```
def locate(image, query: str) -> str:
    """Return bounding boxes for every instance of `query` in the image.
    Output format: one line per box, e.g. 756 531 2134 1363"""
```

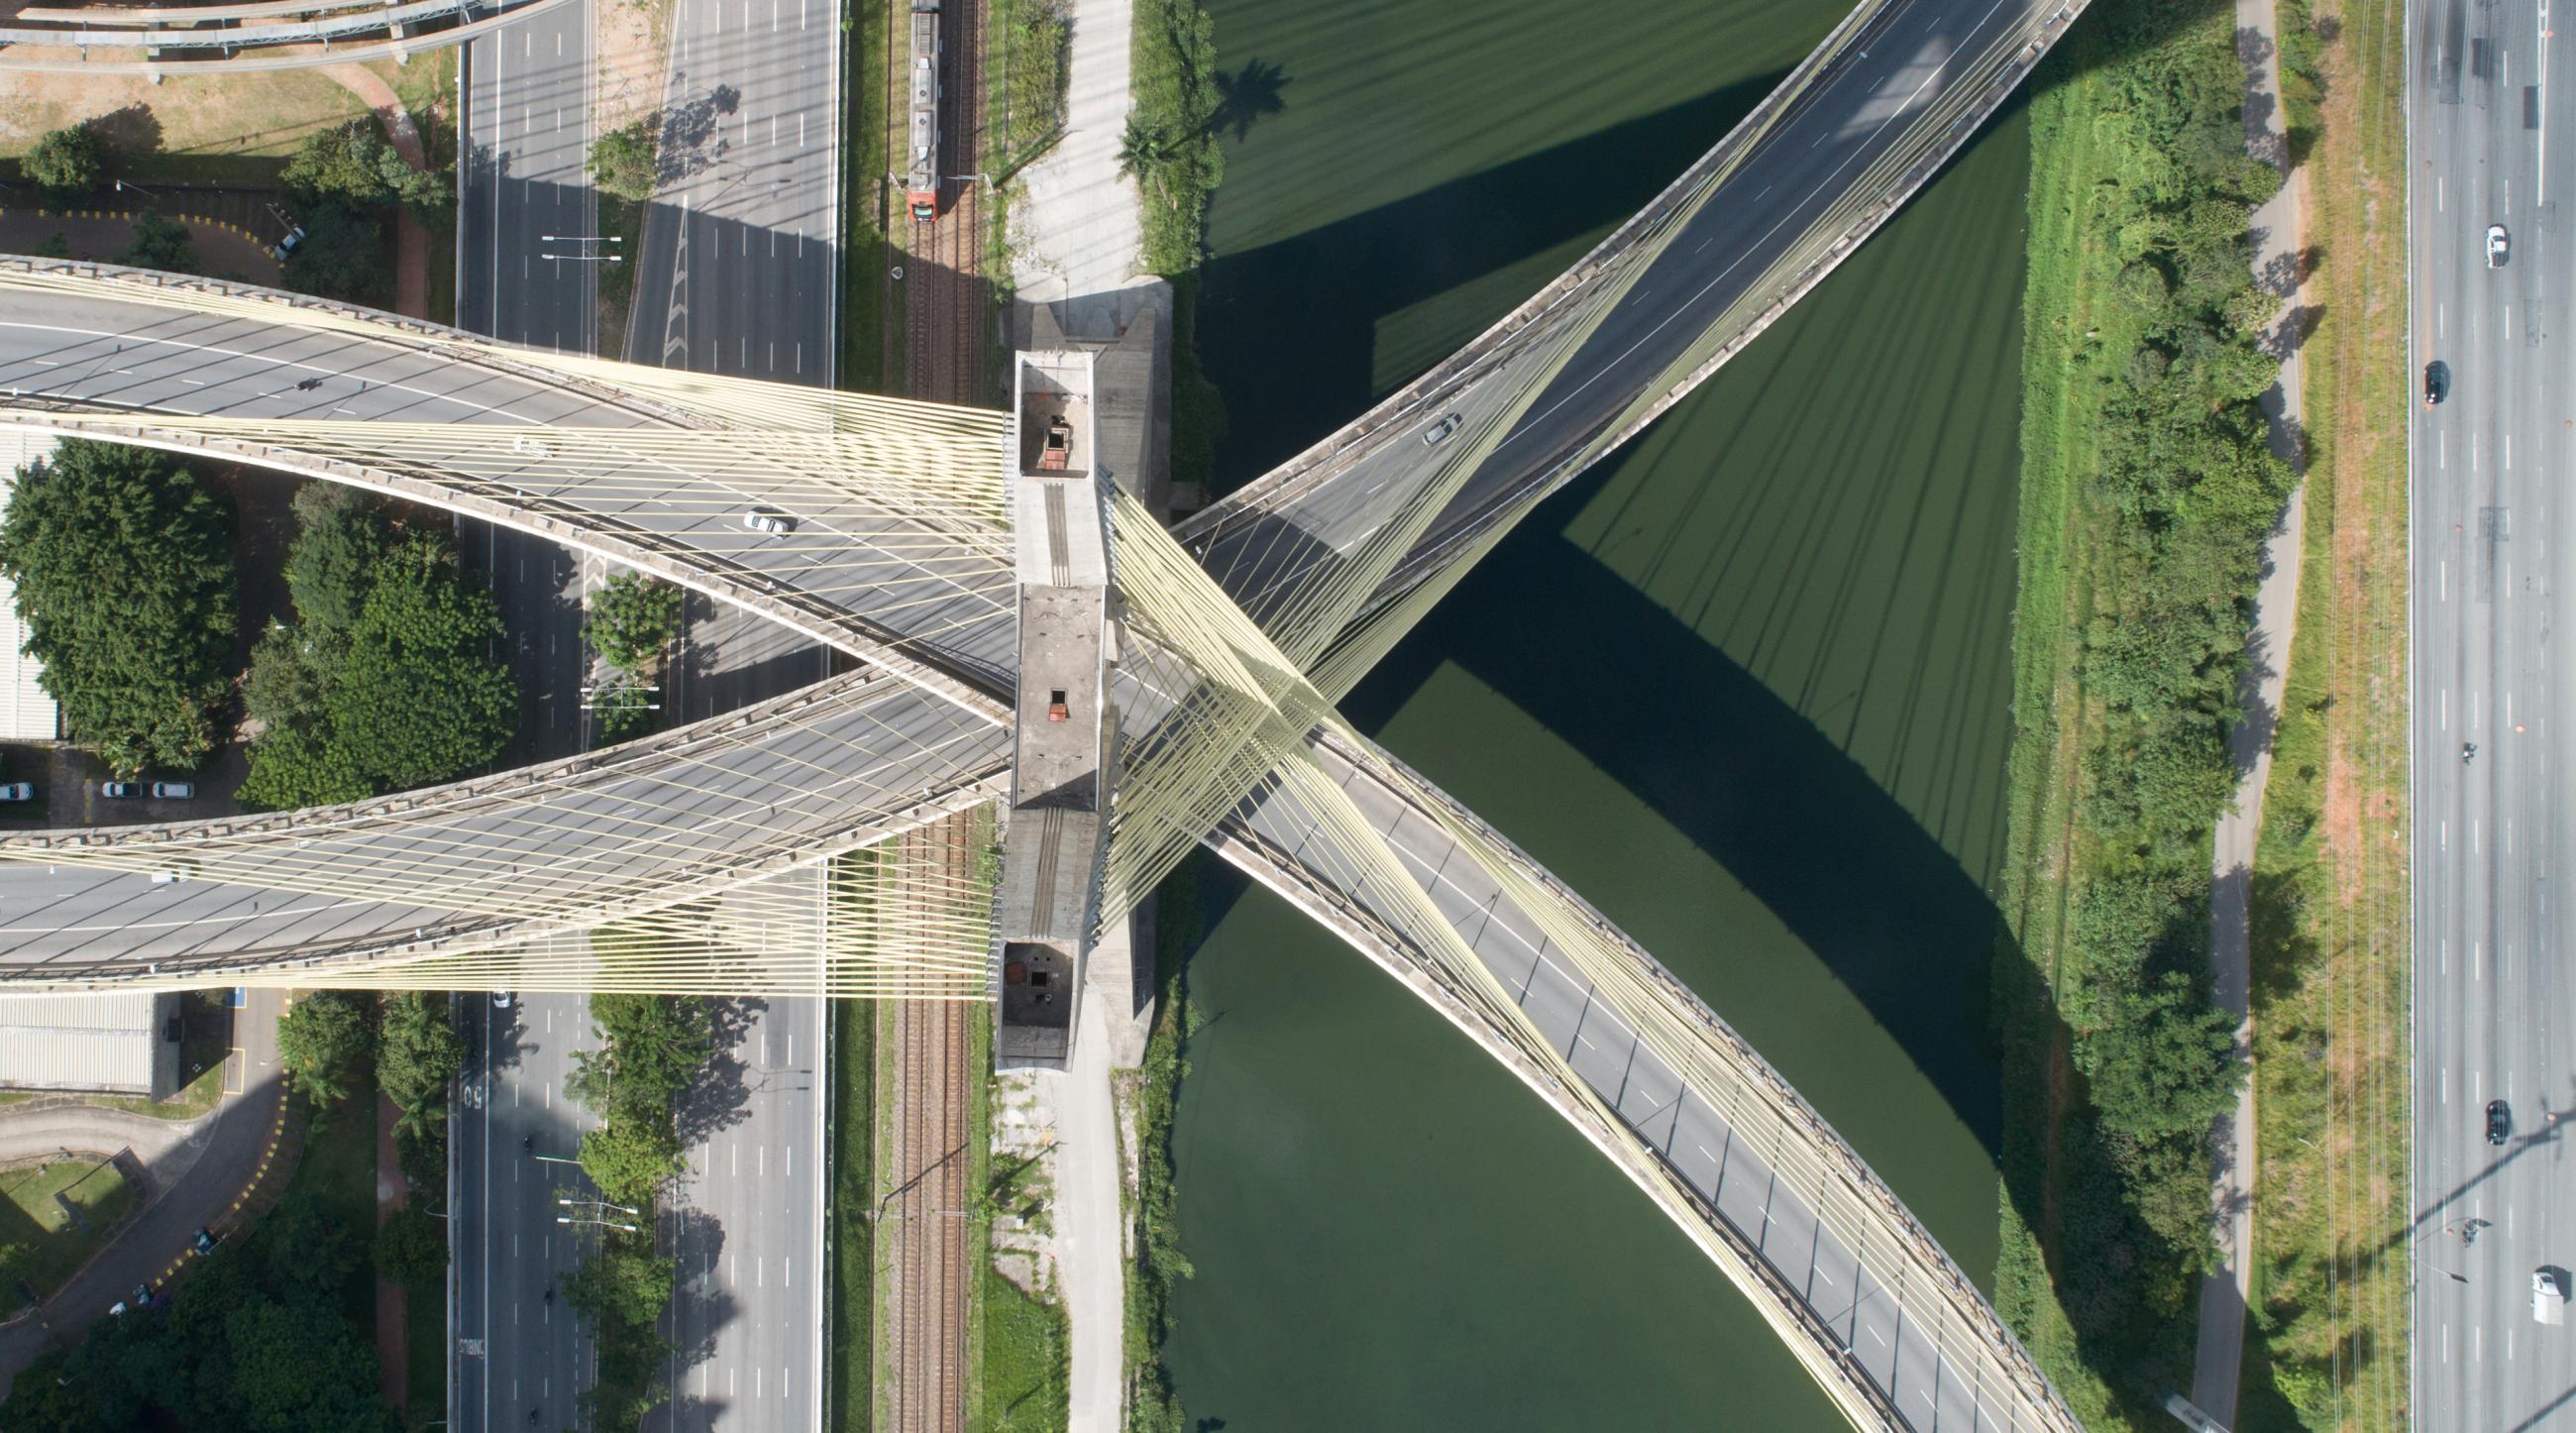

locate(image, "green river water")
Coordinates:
1160 0 2037 1424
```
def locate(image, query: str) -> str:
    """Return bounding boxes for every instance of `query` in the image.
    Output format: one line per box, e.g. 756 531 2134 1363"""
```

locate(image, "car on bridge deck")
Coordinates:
2490 1098 2515 1146
2424 360 2449 407
2488 223 2511 268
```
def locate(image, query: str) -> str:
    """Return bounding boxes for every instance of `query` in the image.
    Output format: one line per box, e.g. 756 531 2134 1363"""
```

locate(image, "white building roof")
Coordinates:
0 992 174 1096
0 431 60 742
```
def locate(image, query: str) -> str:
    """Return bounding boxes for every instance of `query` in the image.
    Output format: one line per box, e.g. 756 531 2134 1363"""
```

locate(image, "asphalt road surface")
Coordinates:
622 0 839 382
2410 0 2576 1424
462 0 603 354
457 991 608 1433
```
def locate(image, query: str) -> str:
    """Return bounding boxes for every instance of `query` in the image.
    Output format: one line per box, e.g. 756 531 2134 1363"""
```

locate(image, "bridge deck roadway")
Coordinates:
1183 0 2075 652
0 274 1018 691
1221 729 2068 1433
0 672 1006 982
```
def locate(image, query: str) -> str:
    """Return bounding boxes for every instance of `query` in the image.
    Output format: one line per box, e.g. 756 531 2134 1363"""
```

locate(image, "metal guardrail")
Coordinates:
0 0 577 72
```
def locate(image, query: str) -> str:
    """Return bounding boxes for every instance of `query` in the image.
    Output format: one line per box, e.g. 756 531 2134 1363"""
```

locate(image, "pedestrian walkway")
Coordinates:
1010 0 1144 330
0 989 290 1400
2190 4 2315 1424
323 63 432 319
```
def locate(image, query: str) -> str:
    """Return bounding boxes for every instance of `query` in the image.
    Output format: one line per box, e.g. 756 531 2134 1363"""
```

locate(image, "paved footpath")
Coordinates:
2191 2 2315 1422
1010 0 1143 326
0 989 289 1399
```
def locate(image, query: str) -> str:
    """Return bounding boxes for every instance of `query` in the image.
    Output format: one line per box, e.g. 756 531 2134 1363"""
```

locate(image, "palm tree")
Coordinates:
1117 117 1170 183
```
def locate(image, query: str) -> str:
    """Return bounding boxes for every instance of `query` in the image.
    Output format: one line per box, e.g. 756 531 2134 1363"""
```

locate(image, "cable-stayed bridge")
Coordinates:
0 0 2099 1417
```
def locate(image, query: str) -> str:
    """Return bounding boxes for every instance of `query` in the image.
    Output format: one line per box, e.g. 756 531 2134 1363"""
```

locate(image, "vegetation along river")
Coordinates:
1158 0 2038 1423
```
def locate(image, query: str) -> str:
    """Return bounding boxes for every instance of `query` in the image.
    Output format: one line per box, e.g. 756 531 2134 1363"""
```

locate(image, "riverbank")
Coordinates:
2236 0 2413 1421
1996 0 2299 1422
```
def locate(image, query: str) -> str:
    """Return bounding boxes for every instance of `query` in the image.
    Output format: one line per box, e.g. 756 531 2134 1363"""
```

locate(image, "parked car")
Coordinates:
0 783 31 801
268 225 306 263
2489 223 2512 268
150 781 193 800
2491 1098 2515 1146
2424 360 2450 407
99 781 140 799
743 506 796 535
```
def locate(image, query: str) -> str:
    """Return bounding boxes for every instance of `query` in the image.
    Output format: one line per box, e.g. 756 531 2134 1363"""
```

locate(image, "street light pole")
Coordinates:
557 1214 642 1233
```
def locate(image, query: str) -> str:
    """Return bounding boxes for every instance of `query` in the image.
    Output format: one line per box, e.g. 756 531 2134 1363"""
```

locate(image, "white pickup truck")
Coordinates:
2536 1268 2566 1325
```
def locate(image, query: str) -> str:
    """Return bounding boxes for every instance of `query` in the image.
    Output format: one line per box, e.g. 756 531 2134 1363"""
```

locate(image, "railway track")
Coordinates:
875 0 991 1420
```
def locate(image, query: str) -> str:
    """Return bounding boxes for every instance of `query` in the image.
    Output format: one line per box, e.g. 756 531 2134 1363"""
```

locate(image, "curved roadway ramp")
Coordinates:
1175 0 2094 696
1212 726 2076 1433
0 671 1006 993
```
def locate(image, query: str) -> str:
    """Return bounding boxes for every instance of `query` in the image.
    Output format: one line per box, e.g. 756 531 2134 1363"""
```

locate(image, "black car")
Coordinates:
2490 1098 2514 1146
2425 360 2451 407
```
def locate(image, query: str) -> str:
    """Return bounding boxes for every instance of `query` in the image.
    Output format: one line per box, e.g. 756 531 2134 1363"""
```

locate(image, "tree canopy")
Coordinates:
372 1203 448 1293
0 441 236 775
277 200 391 307
587 120 661 203
330 534 516 791
274 991 371 1106
24 124 105 198
115 212 197 275
584 572 685 672
377 990 464 1119
280 119 453 224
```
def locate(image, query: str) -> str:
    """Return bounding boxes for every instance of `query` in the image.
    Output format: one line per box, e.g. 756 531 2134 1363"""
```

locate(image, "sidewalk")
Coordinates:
2190 5 2314 1424
0 989 292 1399
323 63 432 320
1011 0 1144 334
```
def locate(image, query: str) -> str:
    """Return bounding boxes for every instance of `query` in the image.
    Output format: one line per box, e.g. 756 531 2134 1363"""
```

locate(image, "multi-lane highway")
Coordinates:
2410 0 2576 1424
458 992 607 1433
623 0 838 382
612 0 840 1420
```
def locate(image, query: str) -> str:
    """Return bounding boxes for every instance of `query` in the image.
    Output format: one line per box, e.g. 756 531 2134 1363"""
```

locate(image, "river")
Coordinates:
1159 0 2035 1424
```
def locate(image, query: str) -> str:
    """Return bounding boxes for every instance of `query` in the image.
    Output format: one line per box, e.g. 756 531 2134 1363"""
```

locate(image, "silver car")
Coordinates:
2489 223 2512 268
743 506 797 536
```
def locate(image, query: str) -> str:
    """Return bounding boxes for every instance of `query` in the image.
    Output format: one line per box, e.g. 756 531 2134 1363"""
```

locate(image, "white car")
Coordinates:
492 991 513 1010
743 506 797 536
0 783 31 801
151 781 193 800
2489 223 2512 268
1421 413 1462 447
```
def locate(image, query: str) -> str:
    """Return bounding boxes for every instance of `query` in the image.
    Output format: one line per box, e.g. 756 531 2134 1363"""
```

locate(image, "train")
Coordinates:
906 0 942 222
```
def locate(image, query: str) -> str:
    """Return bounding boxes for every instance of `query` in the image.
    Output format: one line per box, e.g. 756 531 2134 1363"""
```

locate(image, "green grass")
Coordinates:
292 1066 381 1327
1126 855 1202 1433
404 1272 443 1431
837 0 892 391
827 995 877 1433
0 1158 137 1310
2234 0 2414 1424
971 1263 1069 1432
595 192 650 362
1128 0 1223 275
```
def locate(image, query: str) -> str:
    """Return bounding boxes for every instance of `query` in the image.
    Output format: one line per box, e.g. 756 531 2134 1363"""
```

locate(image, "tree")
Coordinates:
565 1236 676 1427
377 990 463 1117
24 124 105 199
237 718 373 812
274 991 371 1106
577 1121 685 1207
282 119 454 226
0 441 235 775
585 572 685 672
1114 116 1172 181
328 533 517 791
283 483 395 661
569 994 713 1121
2081 971 2245 1145
588 120 661 202
373 1204 448 1292
278 200 391 306
114 212 196 275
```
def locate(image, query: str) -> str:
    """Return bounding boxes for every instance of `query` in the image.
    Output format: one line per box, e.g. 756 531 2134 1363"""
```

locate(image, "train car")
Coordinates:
906 0 942 221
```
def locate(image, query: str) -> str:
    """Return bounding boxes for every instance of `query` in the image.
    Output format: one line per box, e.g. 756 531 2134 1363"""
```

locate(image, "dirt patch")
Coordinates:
596 0 675 133
0 62 387 167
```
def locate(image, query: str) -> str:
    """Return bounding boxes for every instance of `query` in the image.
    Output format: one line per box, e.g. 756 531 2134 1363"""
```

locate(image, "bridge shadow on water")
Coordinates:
1337 477 2010 1161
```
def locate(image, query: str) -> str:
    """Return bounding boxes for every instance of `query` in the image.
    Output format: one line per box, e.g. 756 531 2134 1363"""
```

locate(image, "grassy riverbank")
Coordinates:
2234 0 2413 1422
828 996 877 1431
1996 0 2295 1421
